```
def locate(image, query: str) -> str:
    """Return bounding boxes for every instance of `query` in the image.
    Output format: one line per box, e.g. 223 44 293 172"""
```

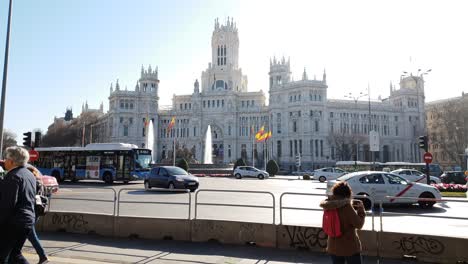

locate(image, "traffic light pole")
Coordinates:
0 0 13 158
425 162 430 185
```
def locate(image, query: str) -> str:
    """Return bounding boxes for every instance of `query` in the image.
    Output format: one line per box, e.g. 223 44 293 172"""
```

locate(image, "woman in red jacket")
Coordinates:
320 181 366 264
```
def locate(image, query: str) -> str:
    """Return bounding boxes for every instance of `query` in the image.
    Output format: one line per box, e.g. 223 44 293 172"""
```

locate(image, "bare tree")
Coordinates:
41 111 101 147
327 132 366 161
2 129 17 153
429 100 467 167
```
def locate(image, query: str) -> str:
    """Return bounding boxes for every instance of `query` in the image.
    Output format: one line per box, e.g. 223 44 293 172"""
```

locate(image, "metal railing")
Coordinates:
48 186 117 216
194 189 276 224
117 188 192 220
279 193 375 226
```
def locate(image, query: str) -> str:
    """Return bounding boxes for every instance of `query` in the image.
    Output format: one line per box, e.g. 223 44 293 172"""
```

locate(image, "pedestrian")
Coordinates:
26 166 49 264
320 181 366 264
0 146 37 264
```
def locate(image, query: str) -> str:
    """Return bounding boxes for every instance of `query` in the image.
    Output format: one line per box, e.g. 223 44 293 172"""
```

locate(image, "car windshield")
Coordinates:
135 152 152 169
166 167 189 175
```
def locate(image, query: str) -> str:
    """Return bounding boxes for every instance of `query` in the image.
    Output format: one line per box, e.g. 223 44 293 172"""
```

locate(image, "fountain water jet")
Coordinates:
203 125 213 164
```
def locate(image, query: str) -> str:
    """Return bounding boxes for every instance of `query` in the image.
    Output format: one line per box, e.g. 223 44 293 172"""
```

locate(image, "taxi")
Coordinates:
327 171 442 210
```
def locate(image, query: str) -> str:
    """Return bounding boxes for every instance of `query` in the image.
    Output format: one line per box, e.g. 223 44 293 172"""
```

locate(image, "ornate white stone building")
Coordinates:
93 18 427 170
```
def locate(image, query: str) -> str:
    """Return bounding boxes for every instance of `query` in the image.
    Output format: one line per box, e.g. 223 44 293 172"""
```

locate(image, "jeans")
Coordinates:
330 253 362 264
27 224 46 260
0 225 31 264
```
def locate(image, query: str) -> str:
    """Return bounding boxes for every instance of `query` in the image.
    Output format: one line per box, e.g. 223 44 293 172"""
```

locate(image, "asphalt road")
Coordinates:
48 176 468 238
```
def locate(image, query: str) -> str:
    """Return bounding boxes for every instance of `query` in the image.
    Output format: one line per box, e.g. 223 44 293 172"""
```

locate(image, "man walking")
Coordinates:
0 146 36 264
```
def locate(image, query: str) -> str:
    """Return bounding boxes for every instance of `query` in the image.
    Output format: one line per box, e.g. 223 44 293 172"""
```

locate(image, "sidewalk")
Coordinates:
23 232 424 264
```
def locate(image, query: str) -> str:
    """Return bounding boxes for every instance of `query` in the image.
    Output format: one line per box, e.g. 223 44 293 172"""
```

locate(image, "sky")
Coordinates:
0 0 467 142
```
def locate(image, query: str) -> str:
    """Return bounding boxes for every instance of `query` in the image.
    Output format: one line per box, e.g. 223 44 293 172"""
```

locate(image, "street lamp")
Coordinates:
344 91 368 162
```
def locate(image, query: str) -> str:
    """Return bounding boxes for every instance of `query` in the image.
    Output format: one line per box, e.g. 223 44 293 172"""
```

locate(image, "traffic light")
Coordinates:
418 135 428 152
34 131 42 148
23 132 32 147
295 154 301 168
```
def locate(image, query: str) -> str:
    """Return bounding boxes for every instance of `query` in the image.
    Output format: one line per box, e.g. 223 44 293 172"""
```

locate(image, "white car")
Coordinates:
313 167 347 182
391 169 441 184
326 171 442 210
233 166 269 180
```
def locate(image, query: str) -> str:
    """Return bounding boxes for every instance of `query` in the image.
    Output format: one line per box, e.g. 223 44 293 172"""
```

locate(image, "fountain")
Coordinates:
203 125 213 164
146 120 155 162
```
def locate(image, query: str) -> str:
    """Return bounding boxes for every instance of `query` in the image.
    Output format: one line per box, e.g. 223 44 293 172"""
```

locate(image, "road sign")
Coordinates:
423 152 433 164
29 149 39 162
369 130 380 152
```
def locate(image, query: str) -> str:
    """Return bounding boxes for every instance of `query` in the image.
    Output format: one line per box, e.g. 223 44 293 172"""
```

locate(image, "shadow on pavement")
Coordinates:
24 232 425 264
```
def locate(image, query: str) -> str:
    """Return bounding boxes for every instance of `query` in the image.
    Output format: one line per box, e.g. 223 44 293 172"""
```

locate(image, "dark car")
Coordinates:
144 166 199 192
440 171 467 184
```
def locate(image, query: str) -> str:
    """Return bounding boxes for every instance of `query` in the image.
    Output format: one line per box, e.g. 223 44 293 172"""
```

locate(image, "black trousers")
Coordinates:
0 225 31 264
330 253 362 264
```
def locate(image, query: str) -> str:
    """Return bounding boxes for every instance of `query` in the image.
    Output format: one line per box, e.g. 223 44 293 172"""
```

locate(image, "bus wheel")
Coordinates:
103 172 113 184
52 171 63 183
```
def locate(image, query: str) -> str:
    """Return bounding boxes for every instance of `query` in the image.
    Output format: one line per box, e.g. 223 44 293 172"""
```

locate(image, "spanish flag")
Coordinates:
166 117 175 135
257 130 272 142
255 125 265 140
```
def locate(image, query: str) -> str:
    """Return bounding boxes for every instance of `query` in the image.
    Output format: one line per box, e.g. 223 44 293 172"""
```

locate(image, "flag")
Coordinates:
166 117 175 135
255 125 265 140
257 130 272 142
144 114 150 127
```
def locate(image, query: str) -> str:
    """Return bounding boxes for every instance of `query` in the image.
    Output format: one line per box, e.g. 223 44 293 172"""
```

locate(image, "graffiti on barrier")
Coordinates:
285 226 327 249
394 236 445 255
51 213 89 232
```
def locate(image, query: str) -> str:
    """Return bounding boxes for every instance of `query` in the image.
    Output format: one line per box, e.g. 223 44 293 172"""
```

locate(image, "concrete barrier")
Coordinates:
378 231 468 264
115 216 190 241
38 213 468 263
38 212 114 237
191 219 276 248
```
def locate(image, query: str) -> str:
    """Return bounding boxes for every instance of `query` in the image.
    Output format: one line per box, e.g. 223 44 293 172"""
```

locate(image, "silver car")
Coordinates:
233 166 269 180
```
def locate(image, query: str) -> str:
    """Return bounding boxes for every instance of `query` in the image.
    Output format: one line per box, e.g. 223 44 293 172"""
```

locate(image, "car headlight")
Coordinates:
175 177 184 182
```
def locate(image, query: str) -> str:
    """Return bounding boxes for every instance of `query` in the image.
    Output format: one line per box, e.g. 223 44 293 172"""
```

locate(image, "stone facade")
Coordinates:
92 18 427 170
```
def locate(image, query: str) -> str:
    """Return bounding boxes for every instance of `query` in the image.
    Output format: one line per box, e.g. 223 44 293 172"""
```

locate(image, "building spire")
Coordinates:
135 81 140 91
323 68 327 84
302 67 308 80
116 79 120 90
110 83 113 93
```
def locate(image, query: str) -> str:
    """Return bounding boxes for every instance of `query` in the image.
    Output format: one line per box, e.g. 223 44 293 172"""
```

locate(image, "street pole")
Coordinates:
0 0 14 158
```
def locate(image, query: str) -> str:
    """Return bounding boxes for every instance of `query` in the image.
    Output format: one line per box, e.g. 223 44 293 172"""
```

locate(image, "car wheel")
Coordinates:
144 181 151 190
257 174 265 180
356 193 372 211
103 172 113 184
235 173 242 179
319 176 326 182
123 180 129 184
190 188 197 193
418 192 435 209
168 182 175 190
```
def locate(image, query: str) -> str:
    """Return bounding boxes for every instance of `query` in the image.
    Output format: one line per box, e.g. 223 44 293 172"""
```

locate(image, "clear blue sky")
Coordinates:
1 0 467 142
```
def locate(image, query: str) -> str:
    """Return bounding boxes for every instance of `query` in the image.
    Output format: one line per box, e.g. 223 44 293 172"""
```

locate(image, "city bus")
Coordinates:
34 143 152 184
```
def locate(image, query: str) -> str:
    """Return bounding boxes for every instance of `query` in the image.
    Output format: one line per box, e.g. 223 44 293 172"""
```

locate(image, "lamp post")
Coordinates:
345 91 368 163
0 0 13 158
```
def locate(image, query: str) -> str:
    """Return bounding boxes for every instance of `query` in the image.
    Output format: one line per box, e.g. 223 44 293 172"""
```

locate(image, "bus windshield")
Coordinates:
135 149 152 169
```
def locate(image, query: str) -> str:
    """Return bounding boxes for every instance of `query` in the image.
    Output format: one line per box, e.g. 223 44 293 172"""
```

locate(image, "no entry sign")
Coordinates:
423 152 433 164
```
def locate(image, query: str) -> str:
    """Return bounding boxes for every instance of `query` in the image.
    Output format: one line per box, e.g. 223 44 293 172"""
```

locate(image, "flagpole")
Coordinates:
173 135 175 166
